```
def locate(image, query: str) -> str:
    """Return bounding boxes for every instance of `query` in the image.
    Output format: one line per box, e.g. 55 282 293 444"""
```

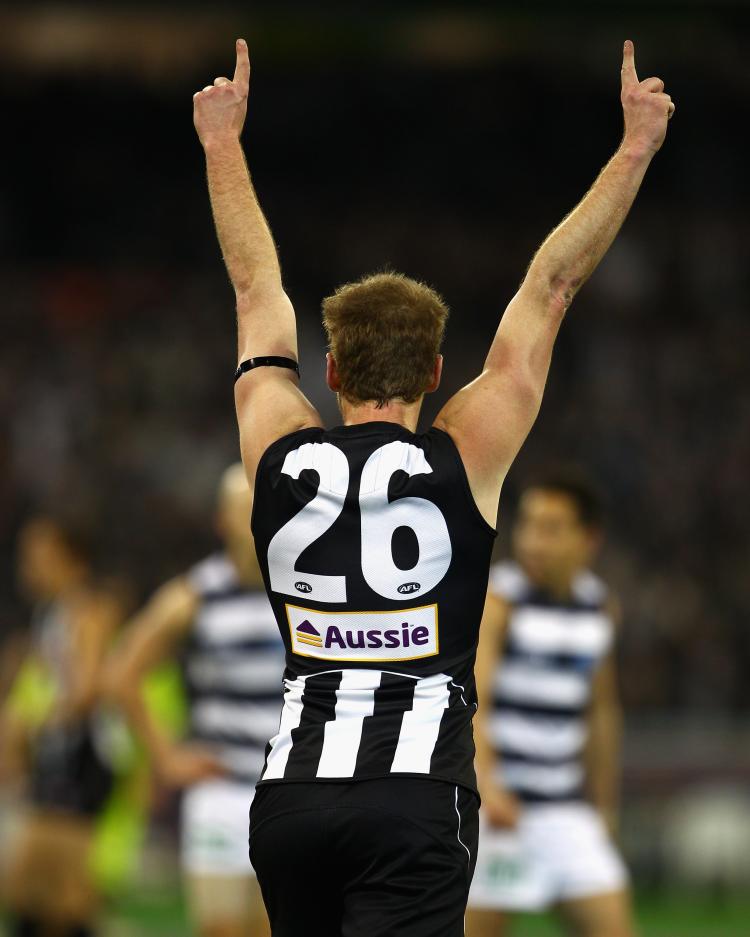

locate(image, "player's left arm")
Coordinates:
585 595 624 836
59 589 122 723
193 40 322 486
435 41 674 527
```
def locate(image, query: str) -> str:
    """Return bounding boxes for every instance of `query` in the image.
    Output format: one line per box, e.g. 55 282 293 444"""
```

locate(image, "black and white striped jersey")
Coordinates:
251 422 496 793
488 561 614 803
184 553 286 784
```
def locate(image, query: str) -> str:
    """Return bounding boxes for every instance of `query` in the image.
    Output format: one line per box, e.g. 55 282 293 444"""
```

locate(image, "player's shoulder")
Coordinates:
187 551 238 597
488 560 530 603
255 425 329 475
571 569 609 608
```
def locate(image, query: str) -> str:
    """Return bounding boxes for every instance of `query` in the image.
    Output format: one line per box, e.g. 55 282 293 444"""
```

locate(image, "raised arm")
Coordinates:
435 41 674 527
193 39 321 484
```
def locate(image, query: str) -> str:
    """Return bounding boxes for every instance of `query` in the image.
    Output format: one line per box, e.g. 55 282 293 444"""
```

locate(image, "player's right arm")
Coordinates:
193 40 322 487
474 592 521 828
435 41 674 527
585 595 624 836
106 578 225 788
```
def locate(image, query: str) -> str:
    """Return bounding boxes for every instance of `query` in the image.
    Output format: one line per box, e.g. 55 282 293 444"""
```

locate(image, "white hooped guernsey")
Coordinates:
488 561 614 803
184 553 286 783
251 423 496 793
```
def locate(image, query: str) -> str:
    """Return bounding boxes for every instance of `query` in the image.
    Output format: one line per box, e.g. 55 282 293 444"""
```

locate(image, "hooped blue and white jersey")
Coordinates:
488 561 614 803
184 553 286 784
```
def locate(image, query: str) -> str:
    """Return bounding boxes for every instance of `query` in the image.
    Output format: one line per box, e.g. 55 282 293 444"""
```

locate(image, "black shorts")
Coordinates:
29 720 113 818
249 777 479 937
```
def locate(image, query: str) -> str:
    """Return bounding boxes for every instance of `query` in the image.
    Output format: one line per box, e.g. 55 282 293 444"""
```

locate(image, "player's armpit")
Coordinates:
235 368 323 488
433 366 543 529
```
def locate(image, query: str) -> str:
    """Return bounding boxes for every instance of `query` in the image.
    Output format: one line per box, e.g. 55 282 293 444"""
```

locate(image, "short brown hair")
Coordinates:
322 271 449 406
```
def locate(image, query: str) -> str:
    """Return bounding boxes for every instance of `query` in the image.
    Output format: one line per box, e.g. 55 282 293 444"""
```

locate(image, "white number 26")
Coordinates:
267 440 452 602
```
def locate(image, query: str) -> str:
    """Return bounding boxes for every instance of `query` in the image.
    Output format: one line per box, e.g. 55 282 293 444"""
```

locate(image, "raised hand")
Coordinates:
193 38 251 148
620 39 675 155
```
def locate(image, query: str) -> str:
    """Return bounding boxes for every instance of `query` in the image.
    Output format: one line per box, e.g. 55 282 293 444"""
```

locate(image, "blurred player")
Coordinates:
108 464 283 937
192 38 673 936
1 513 122 937
467 472 634 937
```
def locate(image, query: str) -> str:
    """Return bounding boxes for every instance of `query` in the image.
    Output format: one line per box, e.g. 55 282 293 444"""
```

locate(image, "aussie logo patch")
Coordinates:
295 619 323 648
286 604 439 662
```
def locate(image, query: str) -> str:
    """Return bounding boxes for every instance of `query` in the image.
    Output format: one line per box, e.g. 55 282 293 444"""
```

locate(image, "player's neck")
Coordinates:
50 566 90 602
544 573 576 603
339 397 423 432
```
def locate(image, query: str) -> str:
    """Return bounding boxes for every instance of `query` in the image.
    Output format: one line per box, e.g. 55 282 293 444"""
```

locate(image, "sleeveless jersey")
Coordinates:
251 422 496 793
488 561 614 803
184 553 286 784
27 599 114 815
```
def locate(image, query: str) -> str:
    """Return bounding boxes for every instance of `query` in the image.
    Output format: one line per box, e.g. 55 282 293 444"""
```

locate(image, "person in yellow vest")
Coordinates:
1 513 123 937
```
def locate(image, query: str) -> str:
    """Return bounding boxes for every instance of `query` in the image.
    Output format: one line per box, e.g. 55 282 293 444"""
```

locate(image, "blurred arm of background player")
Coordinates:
474 593 522 828
106 580 226 788
435 40 675 527
193 39 322 485
585 596 624 837
60 591 121 724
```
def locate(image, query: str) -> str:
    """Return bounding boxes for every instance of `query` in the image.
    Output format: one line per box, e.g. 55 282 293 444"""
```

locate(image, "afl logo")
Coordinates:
397 582 421 595
295 581 312 594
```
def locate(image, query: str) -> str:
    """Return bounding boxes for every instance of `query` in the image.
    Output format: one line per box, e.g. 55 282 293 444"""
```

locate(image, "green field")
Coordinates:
3 892 748 936
510 898 750 937
99 892 750 937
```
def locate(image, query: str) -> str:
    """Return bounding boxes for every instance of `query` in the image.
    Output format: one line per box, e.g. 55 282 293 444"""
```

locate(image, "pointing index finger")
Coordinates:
233 38 250 89
621 39 638 87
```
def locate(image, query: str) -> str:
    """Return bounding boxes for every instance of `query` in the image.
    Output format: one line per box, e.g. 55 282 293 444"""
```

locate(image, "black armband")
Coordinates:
234 356 301 384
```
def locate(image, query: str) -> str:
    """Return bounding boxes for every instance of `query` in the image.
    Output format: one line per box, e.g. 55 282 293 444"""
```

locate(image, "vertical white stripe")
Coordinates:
262 677 306 780
316 670 379 778
390 673 450 774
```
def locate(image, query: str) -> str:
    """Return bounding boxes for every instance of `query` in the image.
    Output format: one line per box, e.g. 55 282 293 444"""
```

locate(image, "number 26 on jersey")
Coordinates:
267 440 453 603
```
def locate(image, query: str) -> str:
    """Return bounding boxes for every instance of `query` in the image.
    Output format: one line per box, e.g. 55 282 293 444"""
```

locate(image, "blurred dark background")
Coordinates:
1 1 749 918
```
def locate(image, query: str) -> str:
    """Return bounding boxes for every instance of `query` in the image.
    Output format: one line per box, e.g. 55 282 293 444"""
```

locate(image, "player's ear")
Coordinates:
326 353 342 392
425 355 443 394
